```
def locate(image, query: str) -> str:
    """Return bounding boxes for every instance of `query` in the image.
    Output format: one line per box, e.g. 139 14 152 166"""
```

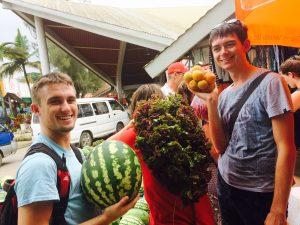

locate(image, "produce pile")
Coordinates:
133 95 212 204
184 65 216 93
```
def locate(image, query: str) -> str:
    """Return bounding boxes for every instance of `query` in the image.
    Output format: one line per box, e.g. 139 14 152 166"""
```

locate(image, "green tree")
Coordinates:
47 40 105 96
0 29 40 95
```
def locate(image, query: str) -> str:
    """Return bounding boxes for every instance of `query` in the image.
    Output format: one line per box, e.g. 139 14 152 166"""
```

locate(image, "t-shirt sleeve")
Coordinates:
264 75 293 118
15 153 59 207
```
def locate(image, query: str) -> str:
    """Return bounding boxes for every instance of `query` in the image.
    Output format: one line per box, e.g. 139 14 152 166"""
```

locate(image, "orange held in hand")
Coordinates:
184 65 216 93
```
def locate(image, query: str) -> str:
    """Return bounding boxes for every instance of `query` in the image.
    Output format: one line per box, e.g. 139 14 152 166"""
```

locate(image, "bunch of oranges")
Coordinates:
184 65 216 93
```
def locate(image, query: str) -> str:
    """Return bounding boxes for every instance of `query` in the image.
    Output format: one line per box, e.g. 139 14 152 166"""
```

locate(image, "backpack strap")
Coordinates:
227 71 270 138
25 143 82 225
70 144 83 164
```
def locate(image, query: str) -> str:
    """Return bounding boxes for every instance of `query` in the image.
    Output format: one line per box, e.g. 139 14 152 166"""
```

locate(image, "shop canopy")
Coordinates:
235 0 300 48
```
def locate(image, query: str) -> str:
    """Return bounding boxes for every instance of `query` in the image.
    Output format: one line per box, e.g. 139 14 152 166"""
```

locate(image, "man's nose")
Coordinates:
61 101 71 111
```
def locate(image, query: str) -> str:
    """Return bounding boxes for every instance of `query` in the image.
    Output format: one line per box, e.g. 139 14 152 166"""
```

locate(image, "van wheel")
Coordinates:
116 122 124 132
80 132 93 148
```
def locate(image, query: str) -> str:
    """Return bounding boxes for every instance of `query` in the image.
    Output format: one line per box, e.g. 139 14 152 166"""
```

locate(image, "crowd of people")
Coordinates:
8 19 299 225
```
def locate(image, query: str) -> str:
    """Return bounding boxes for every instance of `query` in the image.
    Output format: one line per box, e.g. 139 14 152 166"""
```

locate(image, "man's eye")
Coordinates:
213 47 220 52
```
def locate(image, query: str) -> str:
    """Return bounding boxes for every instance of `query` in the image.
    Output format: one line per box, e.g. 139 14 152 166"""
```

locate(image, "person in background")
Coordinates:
193 19 295 225
161 62 188 97
280 55 300 185
110 83 215 225
15 72 138 225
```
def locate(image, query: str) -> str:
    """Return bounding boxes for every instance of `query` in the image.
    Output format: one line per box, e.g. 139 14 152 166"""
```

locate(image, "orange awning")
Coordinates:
235 0 300 48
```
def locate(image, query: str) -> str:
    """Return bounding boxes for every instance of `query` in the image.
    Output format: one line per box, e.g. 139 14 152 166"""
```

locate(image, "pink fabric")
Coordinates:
111 127 215 225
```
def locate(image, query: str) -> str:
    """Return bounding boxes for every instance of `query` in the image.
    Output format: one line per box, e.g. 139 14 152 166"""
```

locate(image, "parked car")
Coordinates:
0 123 17 166
31 98 130 147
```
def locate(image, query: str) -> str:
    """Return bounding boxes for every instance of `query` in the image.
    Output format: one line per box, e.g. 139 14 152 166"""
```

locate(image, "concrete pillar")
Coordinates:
34 16 50 75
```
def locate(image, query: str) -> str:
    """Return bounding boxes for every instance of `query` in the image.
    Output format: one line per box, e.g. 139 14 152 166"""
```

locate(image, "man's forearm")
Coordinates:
206 95 228 154
271 144 296 215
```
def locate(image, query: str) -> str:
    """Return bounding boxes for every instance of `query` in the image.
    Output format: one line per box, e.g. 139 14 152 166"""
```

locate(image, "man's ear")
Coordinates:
243 39 251 52
30 103 40 114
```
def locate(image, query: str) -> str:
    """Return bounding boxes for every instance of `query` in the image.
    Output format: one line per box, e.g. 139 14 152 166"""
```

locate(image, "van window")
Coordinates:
109 100 124 111
78 104 94 118
92 102 109 115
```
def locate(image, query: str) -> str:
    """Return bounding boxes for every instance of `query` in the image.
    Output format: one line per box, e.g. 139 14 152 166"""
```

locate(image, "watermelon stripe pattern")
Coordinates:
81 140 142 208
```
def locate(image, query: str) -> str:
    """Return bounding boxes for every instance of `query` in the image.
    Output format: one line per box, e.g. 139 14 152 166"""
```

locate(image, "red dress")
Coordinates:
111 127 215 225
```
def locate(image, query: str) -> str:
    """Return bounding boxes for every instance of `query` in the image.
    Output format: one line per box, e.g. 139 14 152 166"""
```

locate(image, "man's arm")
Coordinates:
18 195 139 225
265 112 296 225
18 202 53 225
80 195 140 225
195 90 229 154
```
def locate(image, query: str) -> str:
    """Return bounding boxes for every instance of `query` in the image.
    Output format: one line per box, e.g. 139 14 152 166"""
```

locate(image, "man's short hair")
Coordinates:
31 71 75 104
280 55 300 76
209 19 248 45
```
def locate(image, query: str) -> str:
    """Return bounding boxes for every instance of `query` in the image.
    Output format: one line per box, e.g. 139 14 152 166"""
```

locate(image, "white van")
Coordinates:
31 98 130 147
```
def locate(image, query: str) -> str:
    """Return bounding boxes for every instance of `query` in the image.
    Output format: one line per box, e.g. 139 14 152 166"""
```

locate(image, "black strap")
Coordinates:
71 144 83 164
228 71 270 137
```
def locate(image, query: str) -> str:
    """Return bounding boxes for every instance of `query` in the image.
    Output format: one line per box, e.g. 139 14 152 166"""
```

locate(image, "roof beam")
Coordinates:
13 11 116 87
2 0 173 51
144 0 235 78
116 41 126 99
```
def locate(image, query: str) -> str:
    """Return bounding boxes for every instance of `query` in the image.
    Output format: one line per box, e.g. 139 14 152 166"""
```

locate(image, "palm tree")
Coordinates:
0 29 40 95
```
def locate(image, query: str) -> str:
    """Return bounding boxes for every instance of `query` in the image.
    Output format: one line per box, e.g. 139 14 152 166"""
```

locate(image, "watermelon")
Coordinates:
81 140 142 208
120 208 149 225
135 197 149 213
80 145 94 158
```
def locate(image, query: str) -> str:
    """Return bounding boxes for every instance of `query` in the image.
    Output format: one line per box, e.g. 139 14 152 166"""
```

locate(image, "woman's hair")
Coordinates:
130 84 163 115
209 19 248 46
280 55 300 77
31 71 75 104
177 81 194 105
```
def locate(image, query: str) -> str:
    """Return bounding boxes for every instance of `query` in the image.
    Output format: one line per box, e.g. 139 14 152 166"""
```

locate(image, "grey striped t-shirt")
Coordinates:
218 70 292 192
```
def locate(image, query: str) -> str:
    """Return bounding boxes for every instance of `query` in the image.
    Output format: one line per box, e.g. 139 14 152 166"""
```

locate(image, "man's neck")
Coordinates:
42 129 71 149
229 63 261 88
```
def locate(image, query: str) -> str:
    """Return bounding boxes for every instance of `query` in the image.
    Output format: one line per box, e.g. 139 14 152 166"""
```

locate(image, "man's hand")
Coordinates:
102 194 140 223
264 211 287 225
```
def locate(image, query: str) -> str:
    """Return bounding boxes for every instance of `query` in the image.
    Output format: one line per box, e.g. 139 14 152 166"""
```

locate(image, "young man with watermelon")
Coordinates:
193 20 296 225
14 72 138 225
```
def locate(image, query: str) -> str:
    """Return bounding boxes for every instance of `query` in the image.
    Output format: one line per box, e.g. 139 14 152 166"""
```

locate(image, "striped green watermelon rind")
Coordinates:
81 140 142 208
134 197 149 213
124 208 149 225
119 214 145 225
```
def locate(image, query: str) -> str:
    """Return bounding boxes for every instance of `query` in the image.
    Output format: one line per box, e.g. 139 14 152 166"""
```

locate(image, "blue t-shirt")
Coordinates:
15 134 96 225
218 70 292 192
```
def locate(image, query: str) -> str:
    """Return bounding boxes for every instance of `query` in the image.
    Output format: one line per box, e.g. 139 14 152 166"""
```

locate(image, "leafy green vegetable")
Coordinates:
133 95 212 204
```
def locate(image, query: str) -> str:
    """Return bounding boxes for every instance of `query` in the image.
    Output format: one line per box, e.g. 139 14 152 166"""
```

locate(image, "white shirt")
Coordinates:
161 83 175 97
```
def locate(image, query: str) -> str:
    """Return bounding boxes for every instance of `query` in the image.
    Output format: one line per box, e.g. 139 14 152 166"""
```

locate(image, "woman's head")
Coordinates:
280 55 300 88
176 81 194 105
130 84 163 115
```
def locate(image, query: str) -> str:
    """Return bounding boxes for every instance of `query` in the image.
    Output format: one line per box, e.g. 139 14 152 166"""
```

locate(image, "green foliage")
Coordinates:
47 41 105 96
134 95 212 204
0 29 40 94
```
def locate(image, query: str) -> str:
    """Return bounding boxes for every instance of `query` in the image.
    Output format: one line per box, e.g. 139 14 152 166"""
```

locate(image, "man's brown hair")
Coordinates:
209 19 248 46
31 71 75 104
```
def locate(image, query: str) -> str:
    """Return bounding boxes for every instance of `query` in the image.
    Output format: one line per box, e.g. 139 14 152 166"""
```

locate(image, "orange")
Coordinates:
188 80 199 92
191 65 203 71
183 71 193 82
192 70 205 81
204 72 216 84
197 80 208 90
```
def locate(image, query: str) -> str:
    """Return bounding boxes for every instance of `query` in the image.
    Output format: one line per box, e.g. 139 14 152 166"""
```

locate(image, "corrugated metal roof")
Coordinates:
16 0 217 40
